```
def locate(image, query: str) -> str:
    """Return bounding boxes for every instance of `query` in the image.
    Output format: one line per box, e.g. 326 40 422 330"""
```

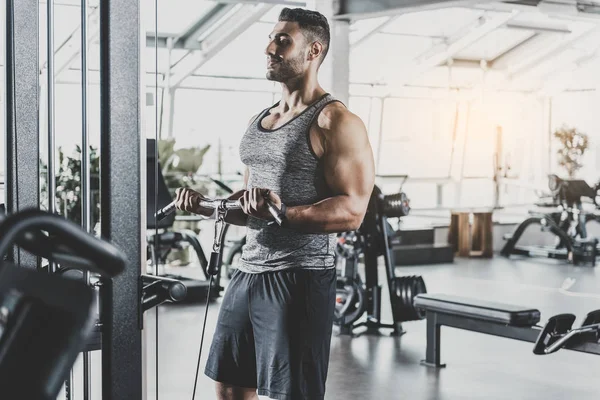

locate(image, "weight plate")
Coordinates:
333 277 367 327
392 275 427 322
382 192 411 218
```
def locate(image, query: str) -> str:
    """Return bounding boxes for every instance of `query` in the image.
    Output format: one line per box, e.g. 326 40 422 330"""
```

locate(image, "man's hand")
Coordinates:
174 187 213 217
239 188 282 221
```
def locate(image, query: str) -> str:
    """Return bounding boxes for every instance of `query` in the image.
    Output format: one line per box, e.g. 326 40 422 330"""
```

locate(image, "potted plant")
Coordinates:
40 145 101 231
158 138 211 198
156 139 213 265
554 125 589 178
41 141 217 266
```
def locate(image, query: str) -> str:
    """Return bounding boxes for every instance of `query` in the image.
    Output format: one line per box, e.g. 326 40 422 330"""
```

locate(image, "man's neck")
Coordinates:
277 74 326 113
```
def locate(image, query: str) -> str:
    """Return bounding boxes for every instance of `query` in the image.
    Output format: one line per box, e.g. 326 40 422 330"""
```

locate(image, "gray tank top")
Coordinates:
238 93 341 273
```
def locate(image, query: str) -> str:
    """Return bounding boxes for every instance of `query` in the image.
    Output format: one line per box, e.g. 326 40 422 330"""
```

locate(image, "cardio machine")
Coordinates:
501 174 600 266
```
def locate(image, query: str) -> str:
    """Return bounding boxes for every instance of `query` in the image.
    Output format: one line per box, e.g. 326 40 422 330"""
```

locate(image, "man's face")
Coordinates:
265 21 309 82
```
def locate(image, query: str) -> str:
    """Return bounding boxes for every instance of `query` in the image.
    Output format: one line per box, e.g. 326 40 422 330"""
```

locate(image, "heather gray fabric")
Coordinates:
238 93 341 273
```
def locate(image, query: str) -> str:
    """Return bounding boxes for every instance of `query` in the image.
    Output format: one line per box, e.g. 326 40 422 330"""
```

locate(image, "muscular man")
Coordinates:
175 8 374 400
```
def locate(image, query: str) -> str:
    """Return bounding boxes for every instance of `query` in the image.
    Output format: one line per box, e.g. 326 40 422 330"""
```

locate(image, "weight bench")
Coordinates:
413 293 600 367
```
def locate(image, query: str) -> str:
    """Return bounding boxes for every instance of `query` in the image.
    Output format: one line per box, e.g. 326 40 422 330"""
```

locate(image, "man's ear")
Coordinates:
309 41 323 61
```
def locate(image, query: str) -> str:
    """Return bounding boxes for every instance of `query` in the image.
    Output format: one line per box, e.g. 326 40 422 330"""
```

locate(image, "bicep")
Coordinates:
323 118 375 204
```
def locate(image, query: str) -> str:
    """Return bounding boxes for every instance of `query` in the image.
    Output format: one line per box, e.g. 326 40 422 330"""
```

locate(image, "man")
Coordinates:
175 8 375 400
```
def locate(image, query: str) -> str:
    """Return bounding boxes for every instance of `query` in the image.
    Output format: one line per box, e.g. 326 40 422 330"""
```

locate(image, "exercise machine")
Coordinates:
147 139 224 301
334 185 427 336
0 210 118 399
501 174 600 266
0 208 187 398
374 175 454 265
413 293 600 368
202 176 247 281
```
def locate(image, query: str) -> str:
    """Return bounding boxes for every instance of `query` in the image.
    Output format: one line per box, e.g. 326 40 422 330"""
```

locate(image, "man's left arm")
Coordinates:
284 111 375 233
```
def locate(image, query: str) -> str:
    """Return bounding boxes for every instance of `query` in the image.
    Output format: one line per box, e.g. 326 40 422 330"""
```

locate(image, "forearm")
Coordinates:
285 195 365 233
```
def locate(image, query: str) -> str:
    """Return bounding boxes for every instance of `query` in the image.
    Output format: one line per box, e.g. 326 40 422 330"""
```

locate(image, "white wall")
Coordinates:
349 90 549 209
172 89 275 177
6 79 597 212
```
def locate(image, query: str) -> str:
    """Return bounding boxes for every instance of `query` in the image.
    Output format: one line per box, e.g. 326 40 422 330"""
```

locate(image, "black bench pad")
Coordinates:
414 294 540 327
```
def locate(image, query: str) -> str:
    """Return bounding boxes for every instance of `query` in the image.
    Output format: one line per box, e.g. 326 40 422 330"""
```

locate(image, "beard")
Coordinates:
266 52 305 82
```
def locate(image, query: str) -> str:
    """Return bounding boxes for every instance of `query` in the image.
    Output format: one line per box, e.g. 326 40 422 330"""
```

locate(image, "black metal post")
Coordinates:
99 0 143 398
4 0 39 268
379 215 402 334
422 311 444 368
363 249 379 331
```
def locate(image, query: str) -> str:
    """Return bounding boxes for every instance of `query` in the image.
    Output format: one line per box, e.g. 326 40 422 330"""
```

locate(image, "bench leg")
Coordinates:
421 311 446 368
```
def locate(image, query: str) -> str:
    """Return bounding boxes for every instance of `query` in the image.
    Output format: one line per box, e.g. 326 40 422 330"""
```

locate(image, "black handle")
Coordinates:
0 209 127 278
208 251 221 276
533 313 576 355
141 274 187 312
154 201 176 222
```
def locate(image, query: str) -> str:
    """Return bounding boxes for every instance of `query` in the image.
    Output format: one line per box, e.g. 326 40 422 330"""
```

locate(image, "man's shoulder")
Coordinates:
316 101 365 136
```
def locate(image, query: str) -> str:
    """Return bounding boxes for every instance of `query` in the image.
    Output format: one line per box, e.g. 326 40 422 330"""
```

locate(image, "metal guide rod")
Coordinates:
47 0 56 223
153 2 159 398
81 0 93 398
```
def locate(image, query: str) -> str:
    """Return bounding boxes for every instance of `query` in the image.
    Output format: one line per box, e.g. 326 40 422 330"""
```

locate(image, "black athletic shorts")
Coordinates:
204 267 337 400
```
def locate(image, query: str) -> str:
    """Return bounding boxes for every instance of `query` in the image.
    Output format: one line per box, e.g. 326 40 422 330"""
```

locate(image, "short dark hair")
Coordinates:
279 8 330 63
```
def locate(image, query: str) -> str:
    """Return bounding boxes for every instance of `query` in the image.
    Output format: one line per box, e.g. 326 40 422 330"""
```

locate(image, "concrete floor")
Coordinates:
143 256 600 400
65 255 600 399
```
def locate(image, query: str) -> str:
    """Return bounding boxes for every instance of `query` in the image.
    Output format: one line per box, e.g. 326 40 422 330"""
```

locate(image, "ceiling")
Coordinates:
22 0 600 96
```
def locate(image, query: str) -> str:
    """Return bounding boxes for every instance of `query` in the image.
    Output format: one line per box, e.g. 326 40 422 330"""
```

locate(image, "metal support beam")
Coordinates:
162 38 175 139
475 2 600 22
506 21 571 34
169 3 274 89
315 0 350 104
539 46 600 95
99 0 144 399
146 0 306 51
350 16 396 47
488 32 545 70
166 89 176 138
508 23 599 80
5 0 40 267
330 20 350 105
384 10 518 95
217 0 304 4
179 3 238 49
334 0 480 20
146 34 202 50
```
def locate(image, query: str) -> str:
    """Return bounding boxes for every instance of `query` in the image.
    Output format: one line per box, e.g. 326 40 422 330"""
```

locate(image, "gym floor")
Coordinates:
142 256 600 400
